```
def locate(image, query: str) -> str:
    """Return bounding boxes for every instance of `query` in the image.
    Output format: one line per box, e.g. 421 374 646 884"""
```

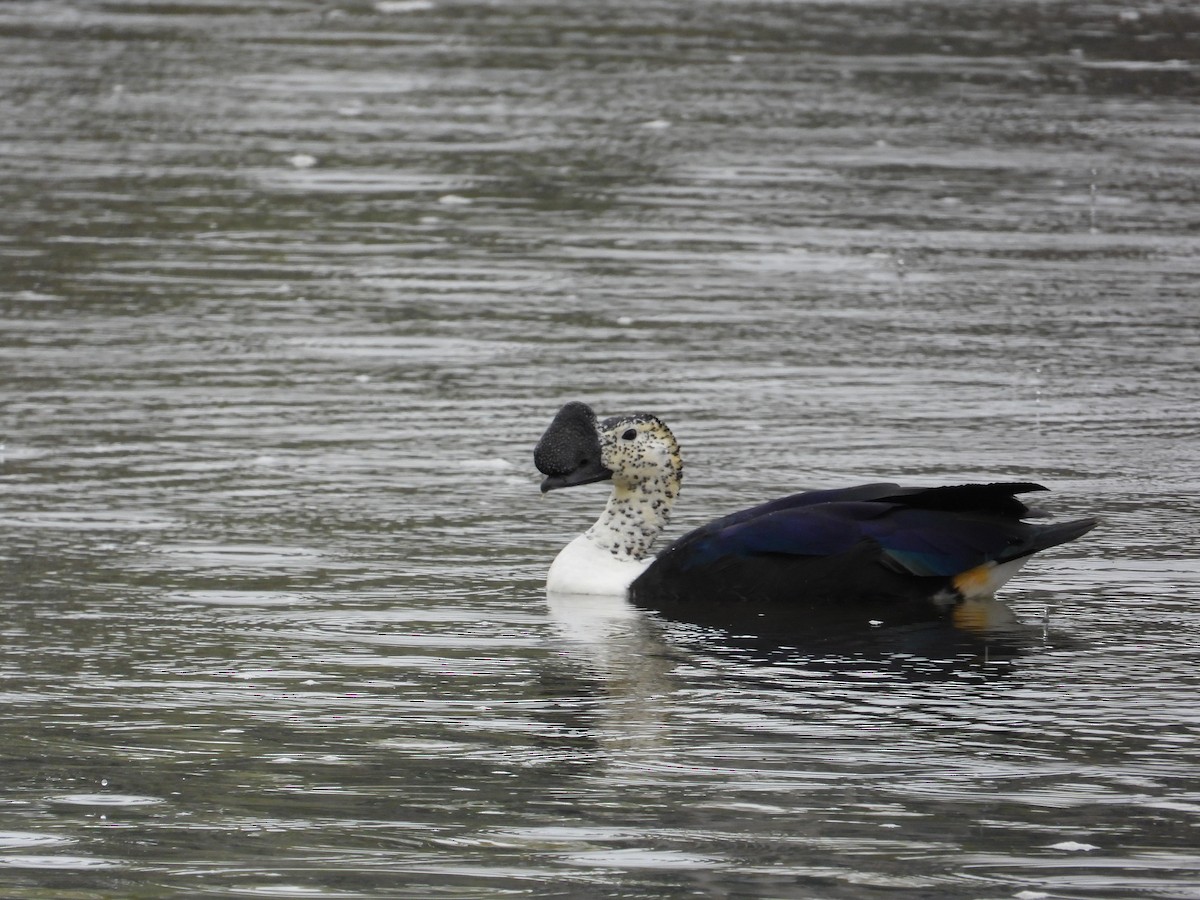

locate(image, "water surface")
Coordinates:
2 1 1199 897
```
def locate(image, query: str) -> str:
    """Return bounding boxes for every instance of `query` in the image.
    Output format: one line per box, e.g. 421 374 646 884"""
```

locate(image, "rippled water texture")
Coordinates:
2 1 1199 897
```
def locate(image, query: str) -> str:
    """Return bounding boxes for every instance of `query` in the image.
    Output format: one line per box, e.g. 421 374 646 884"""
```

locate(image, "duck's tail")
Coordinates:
1024 516 1101 554
951 517 1098 600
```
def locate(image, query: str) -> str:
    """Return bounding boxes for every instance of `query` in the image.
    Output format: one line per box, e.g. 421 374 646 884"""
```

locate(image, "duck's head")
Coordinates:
534 402 682 494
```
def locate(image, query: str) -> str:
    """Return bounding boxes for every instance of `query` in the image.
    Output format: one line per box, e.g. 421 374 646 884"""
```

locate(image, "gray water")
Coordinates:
3 1 1199 897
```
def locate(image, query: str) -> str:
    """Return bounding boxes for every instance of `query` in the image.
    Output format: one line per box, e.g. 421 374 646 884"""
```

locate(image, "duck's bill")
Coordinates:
540 463 613 493
535 401 611 492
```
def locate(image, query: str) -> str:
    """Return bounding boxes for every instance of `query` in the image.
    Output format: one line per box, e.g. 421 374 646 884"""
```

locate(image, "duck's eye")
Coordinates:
621 428 638 441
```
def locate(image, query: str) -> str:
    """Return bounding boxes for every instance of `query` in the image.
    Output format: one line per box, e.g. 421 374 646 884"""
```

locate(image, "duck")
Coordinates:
534 401 1097 628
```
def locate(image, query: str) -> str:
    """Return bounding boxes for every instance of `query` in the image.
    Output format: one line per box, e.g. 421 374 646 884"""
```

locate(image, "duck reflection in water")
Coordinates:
535 401 1095 673
545 587 1062 684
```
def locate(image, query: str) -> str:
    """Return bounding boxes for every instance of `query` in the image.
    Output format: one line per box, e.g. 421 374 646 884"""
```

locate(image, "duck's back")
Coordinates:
629 482 1096 617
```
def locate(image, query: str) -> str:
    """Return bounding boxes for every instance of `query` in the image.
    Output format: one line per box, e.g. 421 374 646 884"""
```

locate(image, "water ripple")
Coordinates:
2 0 1199 896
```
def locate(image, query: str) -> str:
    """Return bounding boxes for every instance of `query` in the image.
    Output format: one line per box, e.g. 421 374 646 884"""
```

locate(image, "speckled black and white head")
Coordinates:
536 402 684 566
596 413 683 497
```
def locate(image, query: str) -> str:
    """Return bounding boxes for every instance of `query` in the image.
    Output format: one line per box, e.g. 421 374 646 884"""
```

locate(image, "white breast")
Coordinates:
545 534 652 595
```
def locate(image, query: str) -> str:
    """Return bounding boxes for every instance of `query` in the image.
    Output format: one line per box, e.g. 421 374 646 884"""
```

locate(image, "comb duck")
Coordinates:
534 401 1096 627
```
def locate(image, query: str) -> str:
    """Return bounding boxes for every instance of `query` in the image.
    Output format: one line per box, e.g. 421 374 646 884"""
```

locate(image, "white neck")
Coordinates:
585 472 679 562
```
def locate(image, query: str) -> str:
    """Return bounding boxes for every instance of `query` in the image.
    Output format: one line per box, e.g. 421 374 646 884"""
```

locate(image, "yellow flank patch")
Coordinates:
952 562 996 598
